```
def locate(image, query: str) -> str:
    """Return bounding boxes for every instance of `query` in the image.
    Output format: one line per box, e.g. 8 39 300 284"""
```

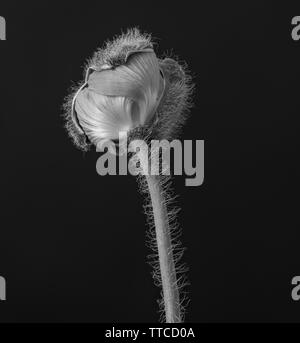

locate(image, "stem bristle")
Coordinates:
137 164 190 322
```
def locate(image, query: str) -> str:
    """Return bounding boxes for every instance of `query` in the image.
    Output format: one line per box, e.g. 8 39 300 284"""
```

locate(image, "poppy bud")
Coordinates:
63 28 193 150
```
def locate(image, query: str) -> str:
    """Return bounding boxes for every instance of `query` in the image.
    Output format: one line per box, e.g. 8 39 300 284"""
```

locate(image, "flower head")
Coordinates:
63 28 193 150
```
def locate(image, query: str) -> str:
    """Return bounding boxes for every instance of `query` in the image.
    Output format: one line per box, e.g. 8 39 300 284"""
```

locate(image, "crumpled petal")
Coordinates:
74 51 165 146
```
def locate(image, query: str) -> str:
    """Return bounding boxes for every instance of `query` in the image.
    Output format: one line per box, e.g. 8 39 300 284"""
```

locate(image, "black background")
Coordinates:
0 1 299 323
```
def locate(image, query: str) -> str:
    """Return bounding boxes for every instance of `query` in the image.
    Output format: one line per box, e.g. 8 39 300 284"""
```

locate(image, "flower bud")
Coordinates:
63 28 193 151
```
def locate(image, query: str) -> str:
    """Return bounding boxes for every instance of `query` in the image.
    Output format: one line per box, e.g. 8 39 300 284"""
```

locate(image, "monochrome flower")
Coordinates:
63 28 193 151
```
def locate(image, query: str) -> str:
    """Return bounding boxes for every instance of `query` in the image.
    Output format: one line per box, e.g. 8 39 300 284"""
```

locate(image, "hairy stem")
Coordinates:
138 149 181 323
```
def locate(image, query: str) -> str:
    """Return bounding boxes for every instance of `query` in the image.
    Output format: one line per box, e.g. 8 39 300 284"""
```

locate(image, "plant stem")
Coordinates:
138 149 181 323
